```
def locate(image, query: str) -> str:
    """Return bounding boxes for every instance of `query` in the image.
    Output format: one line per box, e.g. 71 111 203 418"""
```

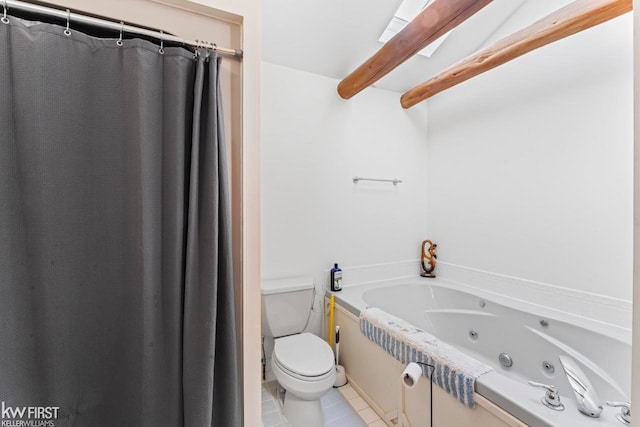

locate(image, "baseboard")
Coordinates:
345 373 395 427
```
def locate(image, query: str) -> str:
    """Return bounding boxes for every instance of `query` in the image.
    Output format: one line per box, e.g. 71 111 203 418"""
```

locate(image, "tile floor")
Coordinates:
262 381 388 427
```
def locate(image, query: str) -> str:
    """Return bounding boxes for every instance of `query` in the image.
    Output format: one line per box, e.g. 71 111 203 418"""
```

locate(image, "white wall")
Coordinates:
426 11 633 305
261 62 429 293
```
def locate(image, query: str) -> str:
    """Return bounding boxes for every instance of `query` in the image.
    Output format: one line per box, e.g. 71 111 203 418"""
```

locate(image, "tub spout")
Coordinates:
559 355 603 418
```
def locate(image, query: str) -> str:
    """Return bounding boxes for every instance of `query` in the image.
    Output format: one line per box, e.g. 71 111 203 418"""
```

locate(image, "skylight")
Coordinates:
379 0 452 58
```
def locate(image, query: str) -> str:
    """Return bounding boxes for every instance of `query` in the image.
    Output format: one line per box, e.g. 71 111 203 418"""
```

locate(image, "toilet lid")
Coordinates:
273 333 334 377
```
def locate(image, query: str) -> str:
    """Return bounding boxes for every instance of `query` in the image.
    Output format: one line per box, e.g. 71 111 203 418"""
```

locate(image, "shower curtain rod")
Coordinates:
3 0 243 59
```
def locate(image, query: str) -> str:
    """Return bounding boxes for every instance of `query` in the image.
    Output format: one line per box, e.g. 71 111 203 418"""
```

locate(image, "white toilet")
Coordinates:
262 277 336 427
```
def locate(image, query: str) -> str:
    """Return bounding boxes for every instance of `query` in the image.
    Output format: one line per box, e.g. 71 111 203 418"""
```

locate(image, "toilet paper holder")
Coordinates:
398 362 435 427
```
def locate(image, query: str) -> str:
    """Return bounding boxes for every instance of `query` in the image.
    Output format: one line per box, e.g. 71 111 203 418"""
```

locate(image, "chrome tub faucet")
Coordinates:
606 401 631 425
559 355 603 418
528 381 564 411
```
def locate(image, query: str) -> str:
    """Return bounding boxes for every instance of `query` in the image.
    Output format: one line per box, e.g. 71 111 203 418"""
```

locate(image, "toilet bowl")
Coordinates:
261 277 335 427
271 332 336 427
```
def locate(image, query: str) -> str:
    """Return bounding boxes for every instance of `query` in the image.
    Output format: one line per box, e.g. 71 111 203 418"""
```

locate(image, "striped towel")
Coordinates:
359 307 493 408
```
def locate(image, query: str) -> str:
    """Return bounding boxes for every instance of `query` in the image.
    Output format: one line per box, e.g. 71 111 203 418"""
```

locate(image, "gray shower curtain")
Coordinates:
0 16 240 427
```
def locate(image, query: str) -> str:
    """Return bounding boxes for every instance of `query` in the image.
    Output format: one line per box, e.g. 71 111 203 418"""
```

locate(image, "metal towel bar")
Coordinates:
353 176 403 185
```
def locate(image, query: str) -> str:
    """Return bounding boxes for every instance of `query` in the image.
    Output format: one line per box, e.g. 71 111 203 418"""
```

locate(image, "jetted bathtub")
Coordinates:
333 278 631 427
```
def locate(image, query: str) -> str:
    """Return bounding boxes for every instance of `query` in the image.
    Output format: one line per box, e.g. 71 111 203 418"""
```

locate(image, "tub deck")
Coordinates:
330 277 631 427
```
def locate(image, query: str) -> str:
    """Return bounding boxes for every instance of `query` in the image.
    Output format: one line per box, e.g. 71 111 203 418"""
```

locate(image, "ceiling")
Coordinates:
262 0 574 94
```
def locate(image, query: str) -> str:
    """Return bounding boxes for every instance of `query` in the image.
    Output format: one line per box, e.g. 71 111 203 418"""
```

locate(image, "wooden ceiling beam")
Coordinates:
400 0 632 108
337 0 493 100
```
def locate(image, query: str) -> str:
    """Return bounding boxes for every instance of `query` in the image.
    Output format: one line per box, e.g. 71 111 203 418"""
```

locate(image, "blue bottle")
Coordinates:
330 263 343 292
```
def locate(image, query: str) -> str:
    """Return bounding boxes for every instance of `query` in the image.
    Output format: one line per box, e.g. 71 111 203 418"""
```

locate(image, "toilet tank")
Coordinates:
261 276 314 338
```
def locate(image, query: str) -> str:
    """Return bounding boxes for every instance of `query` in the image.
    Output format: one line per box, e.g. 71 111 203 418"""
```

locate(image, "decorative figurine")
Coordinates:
421 240 437 278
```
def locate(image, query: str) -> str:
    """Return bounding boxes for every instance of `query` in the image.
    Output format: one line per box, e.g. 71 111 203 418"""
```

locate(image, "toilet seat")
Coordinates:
273 356 335 382
273 333 334 381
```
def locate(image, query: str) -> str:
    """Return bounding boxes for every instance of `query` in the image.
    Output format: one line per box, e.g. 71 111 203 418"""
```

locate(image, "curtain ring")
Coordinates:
116 21 124 46
193 40 201 60
2 0 10 25
158 30 164 55
204 41 211 60
63 9 71 36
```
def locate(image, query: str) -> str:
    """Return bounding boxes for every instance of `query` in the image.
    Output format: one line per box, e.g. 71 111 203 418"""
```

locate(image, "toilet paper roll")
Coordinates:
402 362 423 389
